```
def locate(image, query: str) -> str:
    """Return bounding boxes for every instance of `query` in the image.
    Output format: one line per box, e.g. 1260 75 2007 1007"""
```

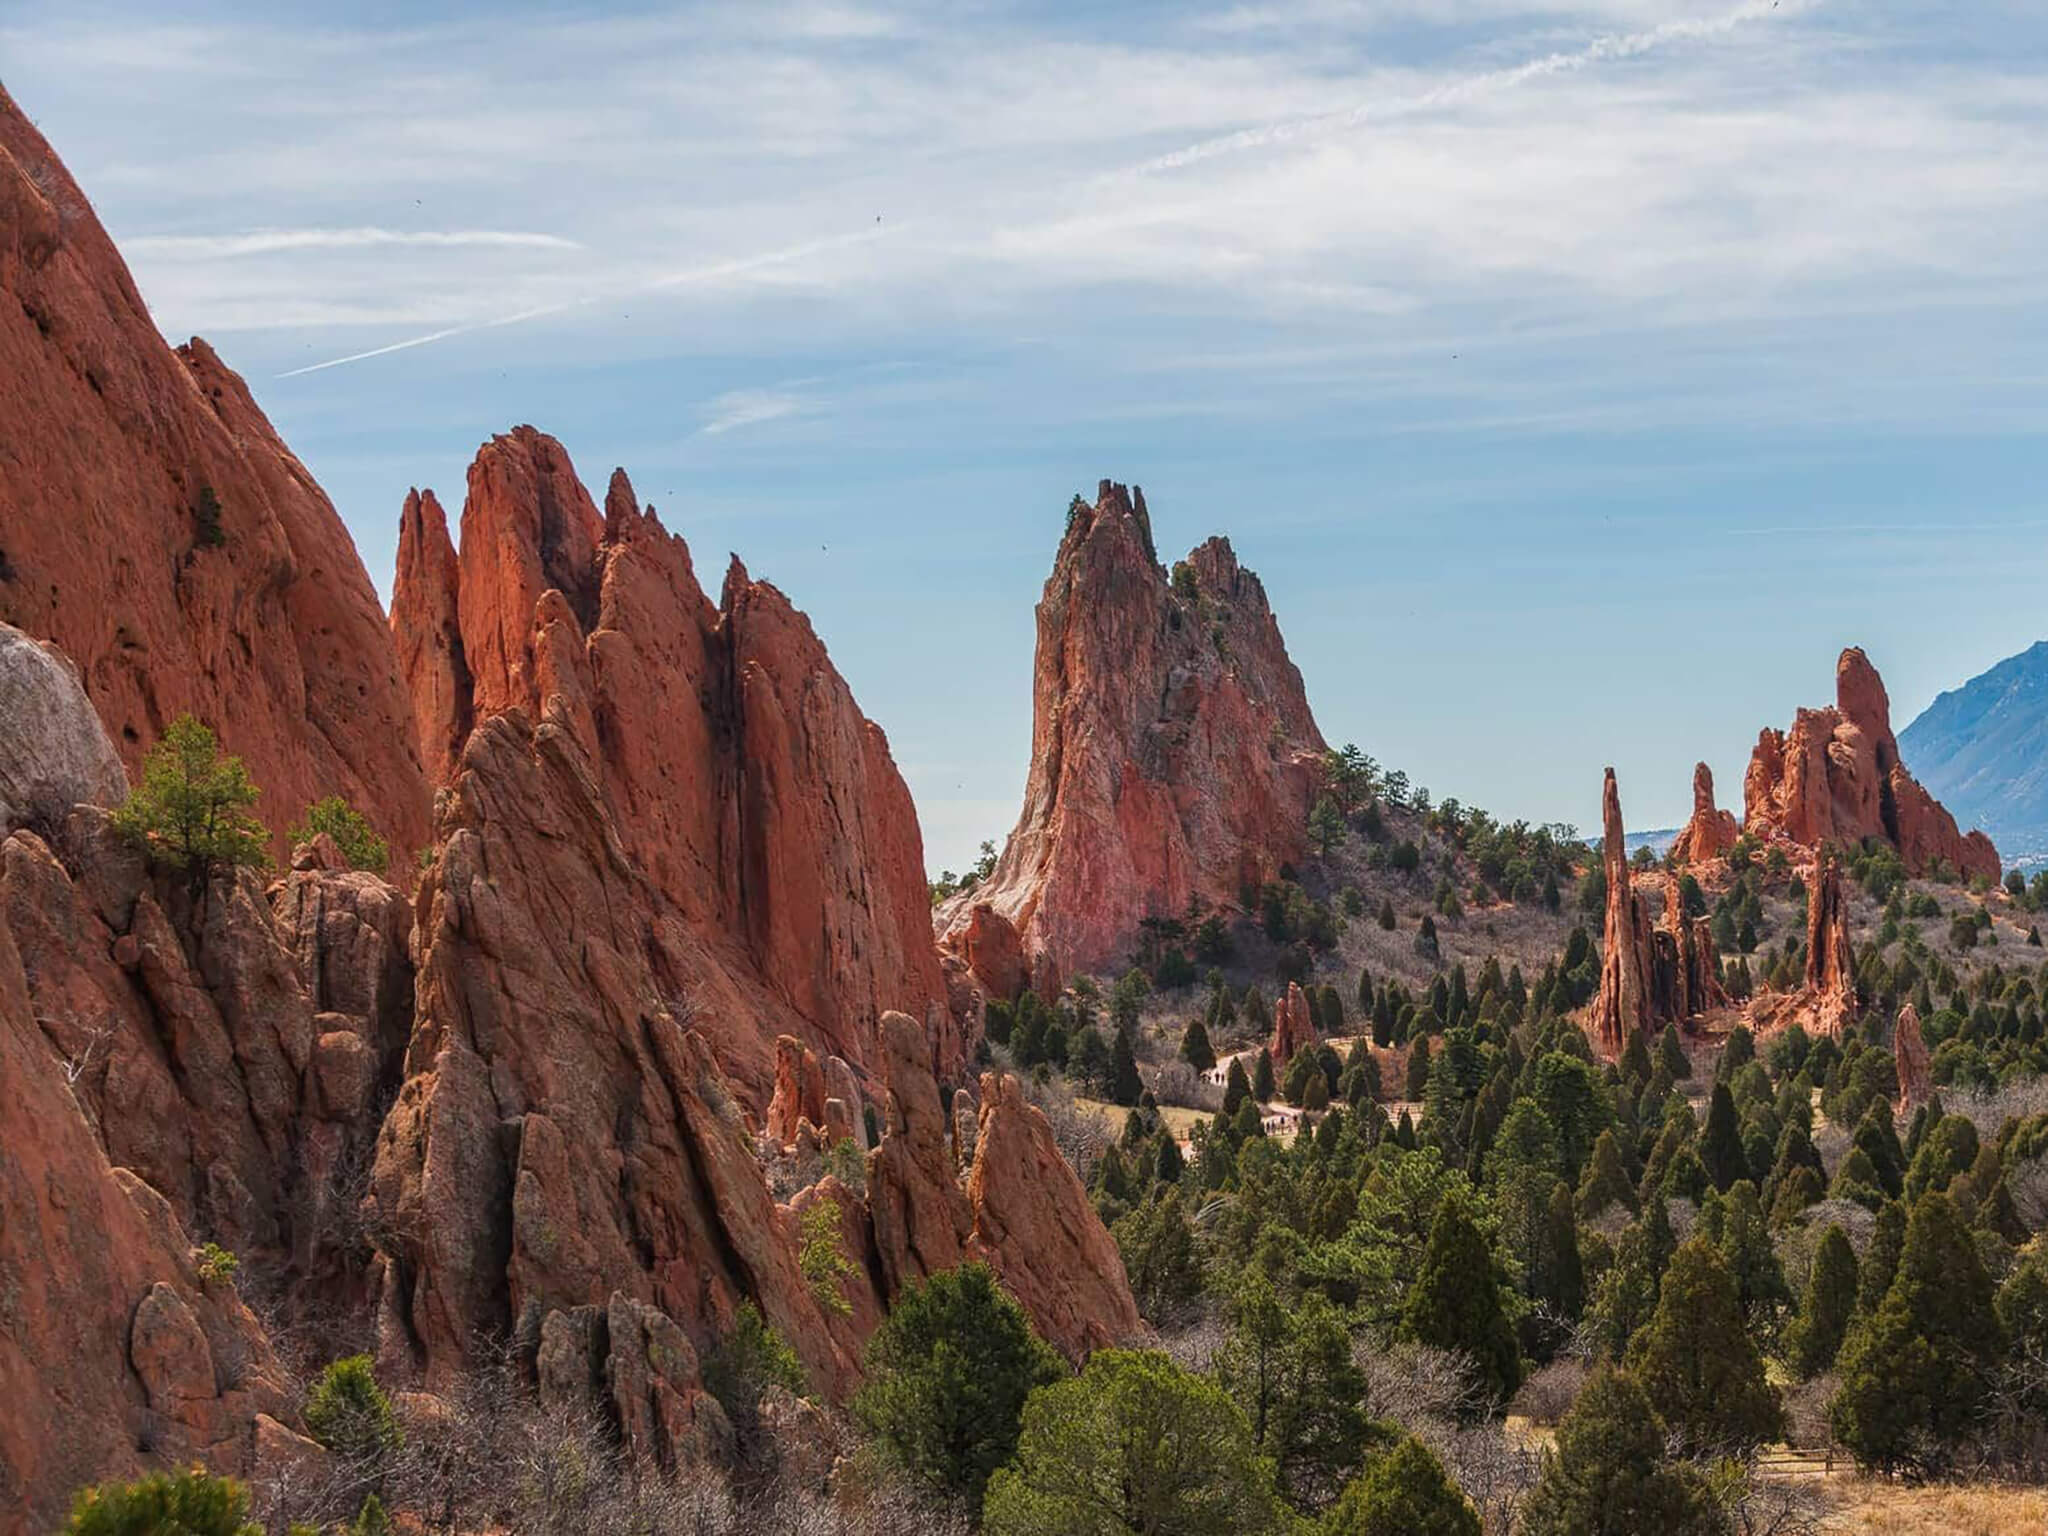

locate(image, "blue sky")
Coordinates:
7 0 2047 871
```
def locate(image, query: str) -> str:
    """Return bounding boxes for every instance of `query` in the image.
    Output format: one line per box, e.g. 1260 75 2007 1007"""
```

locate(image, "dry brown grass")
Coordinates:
1819 1478 2048 1535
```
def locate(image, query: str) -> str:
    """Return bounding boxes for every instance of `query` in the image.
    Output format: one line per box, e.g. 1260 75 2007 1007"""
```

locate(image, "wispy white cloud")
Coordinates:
700 387 816 435
126 227 582 258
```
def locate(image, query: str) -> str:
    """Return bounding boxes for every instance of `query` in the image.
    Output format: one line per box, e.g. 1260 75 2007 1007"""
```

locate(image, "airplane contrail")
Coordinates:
1127 0 1805 177
276 0 1801 379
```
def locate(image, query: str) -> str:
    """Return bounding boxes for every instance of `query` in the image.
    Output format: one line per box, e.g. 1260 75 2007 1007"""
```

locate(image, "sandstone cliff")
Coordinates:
938 482 1326 991
0 86 430 865
390 431 953 1097
1745 648 1999 882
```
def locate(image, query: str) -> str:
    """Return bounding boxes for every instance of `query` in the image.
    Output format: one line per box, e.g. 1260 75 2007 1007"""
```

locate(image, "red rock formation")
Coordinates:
1670 762 1739 866
1269 981 1318 1066
1590 770 1657 1057
1589 770 1725 1058
767 1035 829 1146
966 1071 1143 1361
1806 852 1857 1037
1745 648 1999 882
938 483 1326 990
389 430 952 1096
0 88 429 865
0 838 301 1534
365 710 865 1399
1894 1002 1931 1109
961 902 1029 1003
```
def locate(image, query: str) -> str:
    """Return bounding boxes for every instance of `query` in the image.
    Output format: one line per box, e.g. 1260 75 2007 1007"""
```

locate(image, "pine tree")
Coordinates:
1855 1199 1906 1316
1405 1036 1432 1101
1519 1367 1720 1536
1715 1181 1790 1324
1830 1191 2006 1475
1181 1014 1217 1074
1224 1057 1252 1114
1534 1180 1585 1325
1700 1083 1746 1194
1657 1023 1691 1080
1626 1236 1781 1452
1786 1224 1858 1378
1404 1199 1522 1409
1110 1030 1143 1107
1323 1437 1479 1536
1253 1049 1277 1103
1576 1129 1639 1218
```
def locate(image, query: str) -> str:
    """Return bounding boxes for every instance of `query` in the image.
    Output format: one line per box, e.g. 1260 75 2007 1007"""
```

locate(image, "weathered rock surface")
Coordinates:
938 483 1326 990
0 624 125 834
0 88 430 865
1806 851 1857 1037
0 872 293 1536
864 1011 1138 1361
364 709 865 1399
960 902 1029 1003
1268 981 1317 1066
390 431 953 1095
766 1035 828 1147
966 1071 1143 1361
1744 648 1999 882
1 812 408 1268
1669 761 1739 867
1588 770 1725 1057
1894 1002 1931 1108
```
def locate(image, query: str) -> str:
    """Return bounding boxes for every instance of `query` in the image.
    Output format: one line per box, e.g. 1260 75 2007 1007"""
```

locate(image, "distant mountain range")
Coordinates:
1900 640 2048 869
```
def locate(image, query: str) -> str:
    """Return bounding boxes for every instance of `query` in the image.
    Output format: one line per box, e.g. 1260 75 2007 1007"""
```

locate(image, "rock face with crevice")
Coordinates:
938 481 1326 992
390 432 954 1098
0 87 430 866
1744 648 1999 882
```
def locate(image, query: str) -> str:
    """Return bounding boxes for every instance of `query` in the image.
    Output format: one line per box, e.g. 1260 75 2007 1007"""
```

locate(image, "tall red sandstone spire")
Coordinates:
0 85 430 862
938 482 1326 991
388 429 952 1096
1588 769 1726 1058
1670 761 1739 866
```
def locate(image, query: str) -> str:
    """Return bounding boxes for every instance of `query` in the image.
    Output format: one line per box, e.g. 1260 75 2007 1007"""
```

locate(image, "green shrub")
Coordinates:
194 1242 239 1288
289 795 389 874
111 716 270 885
303 1354 402 1460
704 1301 804 1423
63 1469 259 1536
799 1196 857 1317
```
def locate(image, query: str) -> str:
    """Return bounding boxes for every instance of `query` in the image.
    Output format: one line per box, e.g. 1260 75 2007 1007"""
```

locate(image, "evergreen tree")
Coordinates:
1656 1024 1691 1080
1224 1057 1252 1115
61 1471 261 1536
1714 1181 1790 1324
1404 1199 1522 1408
1113 1190 1205 1327
1321 1438 1478 1536
1253 1049 1278 1103
1830 1191 2006 1475
111 716 270 889
1700 1083 1746 1194
1533 1180 1585 1326
1576 1129 1639 1218
1786 1225 1858 1379
1405 1037 1432 1101
1181 1015 1217 1074
1519 1367 1720 1536
1110 1030 1144 1107
1221 1279 1379 1513
1627 1236 1782 1452
852 1264 1065 1507
1855 1200 1906 1316
983 1350 1289 1536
